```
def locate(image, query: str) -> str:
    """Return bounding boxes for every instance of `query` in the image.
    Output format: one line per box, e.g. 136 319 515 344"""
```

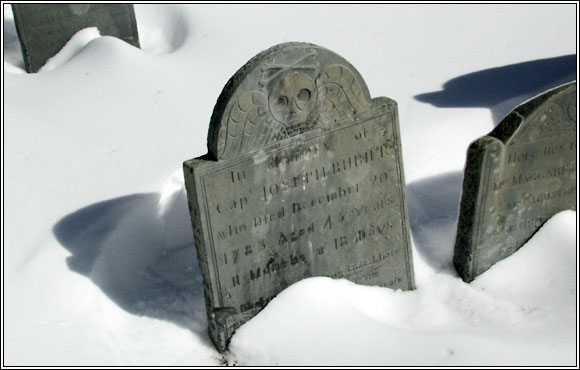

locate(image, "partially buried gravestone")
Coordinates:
12 4 140 73
183 42 415 351
454 81 577 283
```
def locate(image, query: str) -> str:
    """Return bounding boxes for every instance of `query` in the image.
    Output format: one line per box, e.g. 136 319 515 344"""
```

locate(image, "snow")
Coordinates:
40 27 102 72
2 3 577 366
229 211 577 366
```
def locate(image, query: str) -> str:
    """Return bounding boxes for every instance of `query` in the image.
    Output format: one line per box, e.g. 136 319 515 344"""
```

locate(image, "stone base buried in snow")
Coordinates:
228 211 576 366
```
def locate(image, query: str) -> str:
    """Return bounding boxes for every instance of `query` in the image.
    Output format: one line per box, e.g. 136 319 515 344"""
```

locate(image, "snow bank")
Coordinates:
40 27 101 72
229 211 577 366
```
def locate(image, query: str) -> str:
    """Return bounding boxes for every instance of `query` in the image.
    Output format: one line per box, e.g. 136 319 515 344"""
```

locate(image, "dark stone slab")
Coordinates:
454 81 577 283
183 42 415 352
12 4 140 73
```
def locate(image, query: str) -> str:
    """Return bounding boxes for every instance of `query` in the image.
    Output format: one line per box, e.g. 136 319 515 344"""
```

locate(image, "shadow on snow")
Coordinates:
414 55 576 124
52 187 213 348
409 55 576 270
407 171 464 274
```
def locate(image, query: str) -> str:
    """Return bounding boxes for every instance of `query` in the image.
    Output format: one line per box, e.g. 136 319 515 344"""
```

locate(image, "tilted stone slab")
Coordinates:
454 81 577 283
183 42 415 351
12 4 140 73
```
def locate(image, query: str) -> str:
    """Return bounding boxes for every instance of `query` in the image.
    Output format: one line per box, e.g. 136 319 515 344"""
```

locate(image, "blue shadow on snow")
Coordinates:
415 54 576 124
53 189 212 347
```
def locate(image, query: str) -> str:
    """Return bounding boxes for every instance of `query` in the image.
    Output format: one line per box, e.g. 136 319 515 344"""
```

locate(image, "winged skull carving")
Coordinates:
217 92 284 160
316 64 372 124
218 64 372 159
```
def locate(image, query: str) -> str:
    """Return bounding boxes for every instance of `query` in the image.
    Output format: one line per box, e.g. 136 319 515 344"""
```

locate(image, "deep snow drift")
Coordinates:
3 4 577 366
230 211 577 365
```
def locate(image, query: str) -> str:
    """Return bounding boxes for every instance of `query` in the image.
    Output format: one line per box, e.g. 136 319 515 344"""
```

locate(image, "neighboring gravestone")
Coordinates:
454 81 577 283
12 4 140 73
183 42 415 351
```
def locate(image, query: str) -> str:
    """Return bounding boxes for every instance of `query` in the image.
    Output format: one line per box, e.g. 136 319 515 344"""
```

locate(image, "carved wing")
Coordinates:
219 91 283 159
316 65 372 124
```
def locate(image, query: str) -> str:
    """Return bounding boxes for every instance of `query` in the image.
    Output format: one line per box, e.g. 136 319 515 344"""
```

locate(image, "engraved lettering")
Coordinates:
507 150 536 164
216 197 248 214
354 127 368 140
493 180 506 191
268 144 321 169
454 82 576 283
230 170 246 183
323 214 333 230
543 144 565 157
232 274 240 287
278 223 315 245
253 207 286 228
334 235 348 249
370 172 388 186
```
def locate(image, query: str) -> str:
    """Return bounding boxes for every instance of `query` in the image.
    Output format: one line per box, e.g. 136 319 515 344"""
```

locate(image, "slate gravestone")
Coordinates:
12 4 140 73
454 82 577 283
183 42 415 351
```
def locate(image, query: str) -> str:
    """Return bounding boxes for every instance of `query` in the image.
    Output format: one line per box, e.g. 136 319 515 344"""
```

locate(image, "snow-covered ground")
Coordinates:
3 3 577 366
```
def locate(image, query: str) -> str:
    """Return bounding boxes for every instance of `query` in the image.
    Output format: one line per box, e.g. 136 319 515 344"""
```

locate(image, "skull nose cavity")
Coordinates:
290 98 303 112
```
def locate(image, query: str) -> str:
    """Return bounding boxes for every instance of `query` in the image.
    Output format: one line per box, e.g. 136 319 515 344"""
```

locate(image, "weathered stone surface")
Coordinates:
183 42 415 352
454 82 577 283
12 4 140 73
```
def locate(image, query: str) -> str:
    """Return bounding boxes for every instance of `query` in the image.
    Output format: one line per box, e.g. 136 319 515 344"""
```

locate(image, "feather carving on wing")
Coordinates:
218 91 285 159
316 65 372 124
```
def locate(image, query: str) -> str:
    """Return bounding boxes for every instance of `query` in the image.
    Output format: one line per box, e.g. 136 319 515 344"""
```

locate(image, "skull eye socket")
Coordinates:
276 96 288 106
297 89 311 101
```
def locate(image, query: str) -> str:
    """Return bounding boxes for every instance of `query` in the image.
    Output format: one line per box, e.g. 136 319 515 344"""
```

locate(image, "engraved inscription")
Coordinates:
184 42 414 352
202 112 413 311
454 82 577 282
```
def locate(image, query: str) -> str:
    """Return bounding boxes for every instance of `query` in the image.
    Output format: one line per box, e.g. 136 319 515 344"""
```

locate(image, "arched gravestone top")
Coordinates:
184 42 414 351
454 81 576 283
207 42 373 160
